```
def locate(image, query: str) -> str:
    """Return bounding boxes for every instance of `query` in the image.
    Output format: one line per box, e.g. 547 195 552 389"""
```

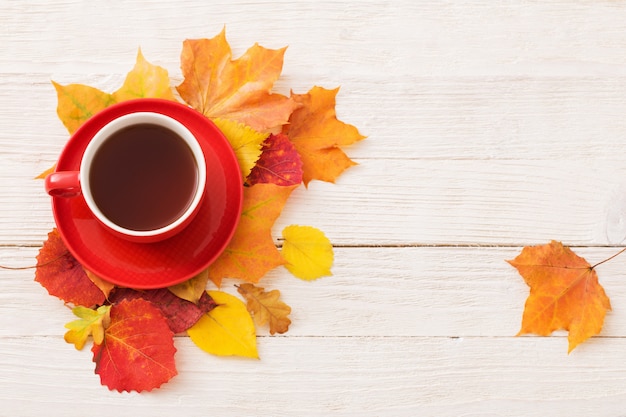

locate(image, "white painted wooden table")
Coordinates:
4 1 626 415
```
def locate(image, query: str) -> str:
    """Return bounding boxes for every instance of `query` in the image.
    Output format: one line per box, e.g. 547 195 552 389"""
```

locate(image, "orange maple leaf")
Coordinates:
209 183 297 286
284 86 365 186
176 29 298 132
237 283 292 335
508 241 612 352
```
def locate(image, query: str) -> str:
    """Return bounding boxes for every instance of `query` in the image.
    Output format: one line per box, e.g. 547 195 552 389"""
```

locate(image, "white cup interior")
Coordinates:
79 112 207 238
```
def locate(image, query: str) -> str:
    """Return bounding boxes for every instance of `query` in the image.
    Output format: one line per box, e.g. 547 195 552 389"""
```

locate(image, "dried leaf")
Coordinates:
112 49 176 102
109 287 216 334
35 229 106 307
237 283 291 334
64 305 111 350
281 225 333 280
92 299 177 392
187 291 258 358
208 183 297 286
212 118 267 180
508 241 612 352
247 133 303 186
83 269 115 299
285 86 365 185
176 30 298 132
168 268 210 305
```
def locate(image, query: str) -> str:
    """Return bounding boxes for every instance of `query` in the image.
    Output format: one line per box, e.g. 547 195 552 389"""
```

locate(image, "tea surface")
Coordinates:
89 123 198 231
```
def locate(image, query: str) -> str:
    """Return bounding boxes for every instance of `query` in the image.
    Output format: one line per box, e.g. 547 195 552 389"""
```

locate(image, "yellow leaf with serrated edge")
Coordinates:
212 118 267 180
64 305 111 350
187 291 258 358
281 225 334 280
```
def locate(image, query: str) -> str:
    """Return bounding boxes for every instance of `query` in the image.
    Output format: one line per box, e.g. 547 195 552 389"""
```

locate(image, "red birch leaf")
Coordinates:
35 228 106 307
92 299 177 392
109 287 217 334
247 133 303 186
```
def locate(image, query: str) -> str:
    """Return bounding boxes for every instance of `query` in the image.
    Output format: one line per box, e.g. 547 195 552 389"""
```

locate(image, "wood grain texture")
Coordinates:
3 0 626 415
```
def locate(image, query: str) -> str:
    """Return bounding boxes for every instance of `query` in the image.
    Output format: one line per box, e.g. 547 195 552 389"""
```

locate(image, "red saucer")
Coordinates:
50 99 243 289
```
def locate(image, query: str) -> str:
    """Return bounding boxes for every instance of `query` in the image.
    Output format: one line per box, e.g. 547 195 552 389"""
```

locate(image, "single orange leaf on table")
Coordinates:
208 183 297 286
284 86 366 186
35 228 106 307
176 30 298 132
508 241 612 352
92 299 177 392
237 283 292 335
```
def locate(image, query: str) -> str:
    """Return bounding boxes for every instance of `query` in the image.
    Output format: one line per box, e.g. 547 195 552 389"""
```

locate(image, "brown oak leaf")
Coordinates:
237 283 292 335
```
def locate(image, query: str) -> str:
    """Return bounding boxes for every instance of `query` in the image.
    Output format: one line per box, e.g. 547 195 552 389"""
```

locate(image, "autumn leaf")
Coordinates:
209 183 297 286
111 48 176 102
92 299 177 392
64 305 111 350
52 49 175 135
508 241 612 352
168 268 210 305
237 283 291 335
284 86 365 186
281 225 333 280
176 30 298 132
247 133 303 186
109 287 217 334
83 269 115 300
212 118 267 180
35 228 106 307
187 290 258 358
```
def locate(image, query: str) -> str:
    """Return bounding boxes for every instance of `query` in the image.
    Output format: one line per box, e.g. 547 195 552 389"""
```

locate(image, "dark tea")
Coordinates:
89 123 199 231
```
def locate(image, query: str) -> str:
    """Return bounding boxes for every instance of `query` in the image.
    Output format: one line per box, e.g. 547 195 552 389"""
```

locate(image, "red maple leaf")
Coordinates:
92 299 177 392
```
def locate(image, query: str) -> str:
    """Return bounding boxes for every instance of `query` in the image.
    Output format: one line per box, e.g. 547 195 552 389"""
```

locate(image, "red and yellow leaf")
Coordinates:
284 86 365 186
176 30 297 132
35 228 106 307
237 283 291 335
92 299 177 392
508 241 612 352
209 183 297 286
247 133 303 186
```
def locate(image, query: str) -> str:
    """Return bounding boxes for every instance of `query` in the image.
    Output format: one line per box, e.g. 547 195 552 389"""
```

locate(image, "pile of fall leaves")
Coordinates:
34 30 364 392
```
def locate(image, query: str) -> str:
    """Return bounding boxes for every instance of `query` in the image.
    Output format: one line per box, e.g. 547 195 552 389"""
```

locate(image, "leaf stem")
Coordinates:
591 247 626 269
0 251 69 270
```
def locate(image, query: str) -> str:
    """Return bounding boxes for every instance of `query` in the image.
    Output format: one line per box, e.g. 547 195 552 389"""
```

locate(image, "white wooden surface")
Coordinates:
3 1 626 415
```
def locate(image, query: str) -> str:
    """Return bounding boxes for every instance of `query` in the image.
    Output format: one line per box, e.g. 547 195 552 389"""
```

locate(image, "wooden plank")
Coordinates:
3 246 626 342
2 335 626 416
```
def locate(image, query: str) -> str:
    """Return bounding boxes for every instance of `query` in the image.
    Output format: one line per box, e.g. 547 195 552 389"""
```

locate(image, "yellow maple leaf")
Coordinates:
64 305 111 350
281 225 334 280
187 290 258 358
176 29 298 132
237 283 291 335
212 118 268 180
112 48 176 102
209 183 297 287
285 86 365 186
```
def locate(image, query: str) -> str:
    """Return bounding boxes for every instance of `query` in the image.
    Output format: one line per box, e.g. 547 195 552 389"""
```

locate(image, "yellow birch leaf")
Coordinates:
212 118 267 180
112 48 176 102
168 268 210 305
281 225 334 280
64 305 111 350
187 291 258 358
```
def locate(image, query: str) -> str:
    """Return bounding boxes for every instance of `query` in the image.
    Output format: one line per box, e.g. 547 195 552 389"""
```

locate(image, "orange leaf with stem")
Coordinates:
209 183 297 286
508 241 613 353
176 29 297 132
284 86 365 186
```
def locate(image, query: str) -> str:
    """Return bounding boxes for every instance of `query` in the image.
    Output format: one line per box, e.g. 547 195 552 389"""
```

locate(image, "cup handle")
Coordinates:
45 171 81 198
